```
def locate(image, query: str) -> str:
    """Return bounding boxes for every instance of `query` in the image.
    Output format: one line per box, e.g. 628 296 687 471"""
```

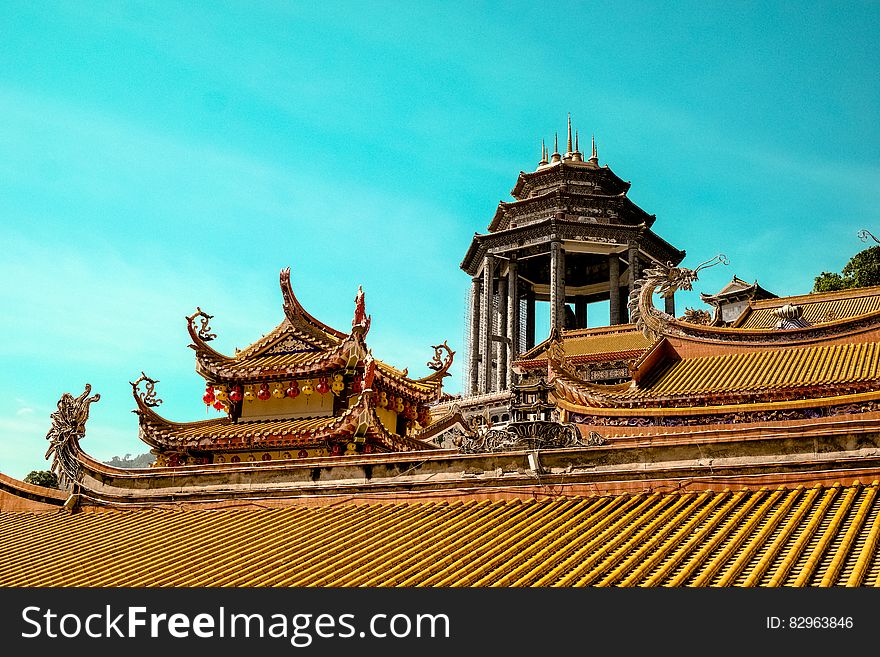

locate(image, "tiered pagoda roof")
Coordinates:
134 268 453 464
460 121 684 276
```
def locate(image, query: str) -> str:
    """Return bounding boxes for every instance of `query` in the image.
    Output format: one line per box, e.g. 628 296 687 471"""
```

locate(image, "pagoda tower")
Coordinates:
461 117 685 395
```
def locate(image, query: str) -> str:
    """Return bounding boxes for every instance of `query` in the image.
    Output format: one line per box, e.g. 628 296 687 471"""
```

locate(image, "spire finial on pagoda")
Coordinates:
565 113 573 157
571 129 583 162
550 132 561 163
589 134 599 165
538 138 548 166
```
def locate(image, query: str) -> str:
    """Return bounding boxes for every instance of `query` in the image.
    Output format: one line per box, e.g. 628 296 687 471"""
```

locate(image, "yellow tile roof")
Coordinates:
2 482 879 586
521 328 651 363
623 341 880 399
160 415 339 442
739 289 880 328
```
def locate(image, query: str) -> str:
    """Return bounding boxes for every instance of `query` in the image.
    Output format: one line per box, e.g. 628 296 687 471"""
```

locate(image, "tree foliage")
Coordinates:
813 246 880 292
104 452 155 468
23 470 58 488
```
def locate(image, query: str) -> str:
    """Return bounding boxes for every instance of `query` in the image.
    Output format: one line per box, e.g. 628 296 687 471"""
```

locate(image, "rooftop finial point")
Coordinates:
571 129 583 162
539 138 548 166
589 134 598 164
566 113 573 155
550 132 561 163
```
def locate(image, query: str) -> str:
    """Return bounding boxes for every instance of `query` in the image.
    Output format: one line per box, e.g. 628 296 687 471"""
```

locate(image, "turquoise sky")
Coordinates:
1 2 878 478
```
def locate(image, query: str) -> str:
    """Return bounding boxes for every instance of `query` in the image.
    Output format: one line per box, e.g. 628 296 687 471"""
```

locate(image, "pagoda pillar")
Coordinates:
626 242 640 324
480 255 494 394
609 253 620 326
497 274 508 391
469 276 481 394
574 297 587 329
506 256 519 388
665 293 676 317
550 240 565 333
525 285 535 351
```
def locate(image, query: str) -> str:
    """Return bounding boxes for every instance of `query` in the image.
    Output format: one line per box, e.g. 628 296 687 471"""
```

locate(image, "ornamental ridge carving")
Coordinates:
628 254 728 341
131 372 163 407
455 421 604 453
44 384 100 489
570 398 880 428
186 307 216 342
427 340 455 373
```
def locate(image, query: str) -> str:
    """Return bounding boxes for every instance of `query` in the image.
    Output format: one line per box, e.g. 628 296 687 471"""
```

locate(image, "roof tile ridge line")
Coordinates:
751 285 880 308
280 266 347 340
160 390 372 448
516 348 647 368
672 307 880 337
216 330 365 378
562 323 638 337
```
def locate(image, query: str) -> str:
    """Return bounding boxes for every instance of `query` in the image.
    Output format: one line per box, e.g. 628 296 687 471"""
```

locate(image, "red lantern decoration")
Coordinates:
257 383 271 401
330 443 343 456
316 376 330 395
286 381 300 398
229 385 243 402
202 390 215 405
212 399 225 411
350 378 362 393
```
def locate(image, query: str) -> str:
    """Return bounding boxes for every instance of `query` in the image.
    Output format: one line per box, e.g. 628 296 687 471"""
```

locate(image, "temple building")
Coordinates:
135 267 453 466
461 116 684 397
3 122 880 588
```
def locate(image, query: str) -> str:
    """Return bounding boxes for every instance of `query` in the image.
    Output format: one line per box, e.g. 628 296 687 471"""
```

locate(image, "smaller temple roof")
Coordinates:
516 325 652 369
187 268 452 400
735 285 880 329
700 275 777 306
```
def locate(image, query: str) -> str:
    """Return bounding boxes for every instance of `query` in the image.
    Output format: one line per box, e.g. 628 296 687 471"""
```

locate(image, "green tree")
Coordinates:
813 246 880 292
23 470 58 488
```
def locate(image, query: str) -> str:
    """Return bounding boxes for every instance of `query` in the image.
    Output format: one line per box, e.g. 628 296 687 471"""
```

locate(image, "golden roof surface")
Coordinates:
151 415 340 443
3 481 879 587
738 287 880 329
624 341 880 399
519 326 651 364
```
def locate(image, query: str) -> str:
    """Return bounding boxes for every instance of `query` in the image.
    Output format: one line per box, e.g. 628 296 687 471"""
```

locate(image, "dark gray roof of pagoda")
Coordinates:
460 217 685 276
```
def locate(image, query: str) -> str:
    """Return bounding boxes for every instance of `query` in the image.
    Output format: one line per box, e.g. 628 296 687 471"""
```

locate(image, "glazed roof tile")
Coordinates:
2 482 879 586
518 326 651 365
738 287 880 329
624 341 880 400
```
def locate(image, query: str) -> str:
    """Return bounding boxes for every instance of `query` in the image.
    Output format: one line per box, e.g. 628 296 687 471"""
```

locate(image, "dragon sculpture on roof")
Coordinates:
44 384 100 489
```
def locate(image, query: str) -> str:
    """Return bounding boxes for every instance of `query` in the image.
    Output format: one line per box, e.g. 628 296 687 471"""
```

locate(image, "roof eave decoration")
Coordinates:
631 255 880 345
628 254 729 341
545 328 631 409
44 384 100 491
280 267 347 341
418 341 455 385
193 329 366 382
186 307 232 363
